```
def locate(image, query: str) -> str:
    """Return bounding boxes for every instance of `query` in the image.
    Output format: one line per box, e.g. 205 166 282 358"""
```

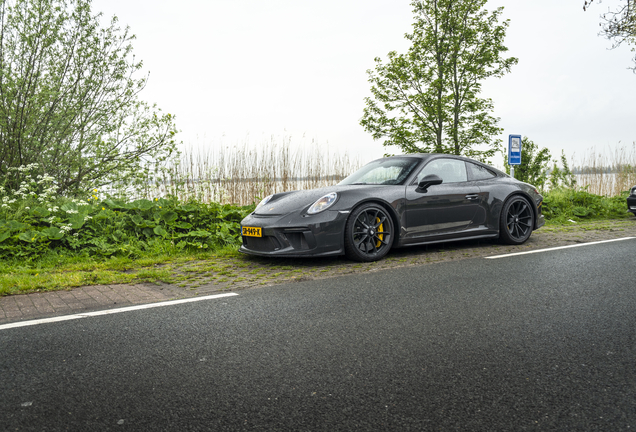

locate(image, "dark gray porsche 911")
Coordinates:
240 154 544 262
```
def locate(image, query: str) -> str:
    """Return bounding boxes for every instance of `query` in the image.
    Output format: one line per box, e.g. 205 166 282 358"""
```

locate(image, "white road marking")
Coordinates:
485 237 636 259
0 292 239 331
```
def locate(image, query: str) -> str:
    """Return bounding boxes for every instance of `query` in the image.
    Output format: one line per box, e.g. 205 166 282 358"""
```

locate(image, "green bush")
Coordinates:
542 188 631 223
0 164 255 260
0 196 254 260
0 183 254 261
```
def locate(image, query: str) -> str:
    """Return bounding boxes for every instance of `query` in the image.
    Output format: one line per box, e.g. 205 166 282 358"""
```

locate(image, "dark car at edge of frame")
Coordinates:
628 185 636 216
239 154 545 262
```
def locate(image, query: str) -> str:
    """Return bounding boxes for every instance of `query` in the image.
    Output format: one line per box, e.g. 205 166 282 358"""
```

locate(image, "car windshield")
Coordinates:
339 157 421 186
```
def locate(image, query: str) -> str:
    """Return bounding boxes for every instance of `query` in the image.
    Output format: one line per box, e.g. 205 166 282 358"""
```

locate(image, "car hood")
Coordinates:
253 185 370 216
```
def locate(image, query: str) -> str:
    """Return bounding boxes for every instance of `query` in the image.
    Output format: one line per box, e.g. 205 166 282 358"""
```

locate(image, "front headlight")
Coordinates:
631 187 636 196
256 194 273 210
307 192 338 214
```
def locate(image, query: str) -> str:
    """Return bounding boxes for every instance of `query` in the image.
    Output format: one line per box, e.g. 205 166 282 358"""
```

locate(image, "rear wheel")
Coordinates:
344 203 393 262
499 196 534 245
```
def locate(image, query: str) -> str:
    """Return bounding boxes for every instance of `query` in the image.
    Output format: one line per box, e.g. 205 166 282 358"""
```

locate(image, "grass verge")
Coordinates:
2 218 634 297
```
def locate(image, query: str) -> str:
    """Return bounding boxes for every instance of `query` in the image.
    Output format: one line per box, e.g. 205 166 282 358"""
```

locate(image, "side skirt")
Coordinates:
396 233 499 249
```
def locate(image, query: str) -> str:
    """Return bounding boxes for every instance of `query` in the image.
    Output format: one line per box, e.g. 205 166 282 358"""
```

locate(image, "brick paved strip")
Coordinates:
56 291 76 300
4 311 23 319
99 289 129 304
30 295 55 314
69 290 91 300
43 294 68 308
0 297 19 318
0 281 199 324
82 287 109 302
14 296 34 311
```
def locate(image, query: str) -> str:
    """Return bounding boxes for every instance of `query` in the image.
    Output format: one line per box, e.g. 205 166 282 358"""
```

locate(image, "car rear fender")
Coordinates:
502 191 542 230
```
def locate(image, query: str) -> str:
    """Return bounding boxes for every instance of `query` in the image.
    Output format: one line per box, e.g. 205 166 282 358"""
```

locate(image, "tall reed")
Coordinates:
150 136 361 205
118 140 635 204
574 143 636 196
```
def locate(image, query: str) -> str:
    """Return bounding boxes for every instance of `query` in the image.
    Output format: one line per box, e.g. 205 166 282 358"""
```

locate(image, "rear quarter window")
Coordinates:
466 162 496 181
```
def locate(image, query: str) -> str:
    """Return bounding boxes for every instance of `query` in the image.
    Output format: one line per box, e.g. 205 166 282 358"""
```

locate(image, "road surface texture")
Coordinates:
1 237 635 430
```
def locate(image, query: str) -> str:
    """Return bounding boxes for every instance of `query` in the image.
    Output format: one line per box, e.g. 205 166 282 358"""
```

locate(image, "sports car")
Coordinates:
239 154 545 262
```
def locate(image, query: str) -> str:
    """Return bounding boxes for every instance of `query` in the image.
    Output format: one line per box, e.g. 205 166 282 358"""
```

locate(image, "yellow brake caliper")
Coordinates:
375 217 384 248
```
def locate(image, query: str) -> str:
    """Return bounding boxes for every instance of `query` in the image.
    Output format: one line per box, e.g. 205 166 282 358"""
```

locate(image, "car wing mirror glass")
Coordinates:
417 174 443 192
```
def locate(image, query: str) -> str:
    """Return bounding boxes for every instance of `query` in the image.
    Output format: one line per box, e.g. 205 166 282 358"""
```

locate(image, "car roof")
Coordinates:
380 153 508 177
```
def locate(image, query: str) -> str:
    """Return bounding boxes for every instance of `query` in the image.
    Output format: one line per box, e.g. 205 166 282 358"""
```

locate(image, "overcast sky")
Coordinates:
92 0 635 168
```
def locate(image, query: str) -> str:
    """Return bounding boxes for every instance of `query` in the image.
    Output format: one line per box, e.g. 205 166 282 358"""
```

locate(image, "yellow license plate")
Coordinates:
242 226 262 237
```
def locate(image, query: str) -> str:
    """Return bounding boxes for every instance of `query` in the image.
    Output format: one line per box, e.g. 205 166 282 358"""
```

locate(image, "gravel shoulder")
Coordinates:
2 218 635 324
212 218 636 292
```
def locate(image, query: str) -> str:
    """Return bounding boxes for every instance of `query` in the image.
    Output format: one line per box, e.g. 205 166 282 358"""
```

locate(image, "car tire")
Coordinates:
499 195 535 245
344 203 393 262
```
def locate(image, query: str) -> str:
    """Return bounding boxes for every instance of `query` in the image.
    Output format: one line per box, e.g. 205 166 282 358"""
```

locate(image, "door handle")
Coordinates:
465 194 479 201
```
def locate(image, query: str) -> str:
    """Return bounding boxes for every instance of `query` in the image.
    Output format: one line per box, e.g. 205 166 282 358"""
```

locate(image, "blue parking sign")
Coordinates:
508 135 522 165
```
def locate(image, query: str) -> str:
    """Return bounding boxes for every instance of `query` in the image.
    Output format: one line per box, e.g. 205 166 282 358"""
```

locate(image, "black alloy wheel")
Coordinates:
344 203 393 262
500 196 535 245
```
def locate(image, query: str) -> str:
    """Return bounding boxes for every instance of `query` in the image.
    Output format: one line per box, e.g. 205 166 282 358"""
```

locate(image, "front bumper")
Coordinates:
239 210 350 257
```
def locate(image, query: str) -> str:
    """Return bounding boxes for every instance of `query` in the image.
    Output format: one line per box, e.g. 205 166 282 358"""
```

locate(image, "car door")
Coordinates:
464 160 498 232
403 158 482 240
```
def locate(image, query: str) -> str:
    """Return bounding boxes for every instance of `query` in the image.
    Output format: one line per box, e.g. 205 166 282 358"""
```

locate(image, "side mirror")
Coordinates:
417 174 443 192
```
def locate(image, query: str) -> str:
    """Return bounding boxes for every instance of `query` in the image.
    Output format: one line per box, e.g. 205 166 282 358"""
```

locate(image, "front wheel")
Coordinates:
499 196 535 245
344 203 393 262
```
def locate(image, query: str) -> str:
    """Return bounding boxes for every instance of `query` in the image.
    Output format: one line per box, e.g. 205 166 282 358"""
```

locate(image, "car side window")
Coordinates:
466 162 496 181
416 158 467 184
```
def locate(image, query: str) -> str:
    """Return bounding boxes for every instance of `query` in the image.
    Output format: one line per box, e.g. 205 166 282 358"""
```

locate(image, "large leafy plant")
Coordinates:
0 165 253 259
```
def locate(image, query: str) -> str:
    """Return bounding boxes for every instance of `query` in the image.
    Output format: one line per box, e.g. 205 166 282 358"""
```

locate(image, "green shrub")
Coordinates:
542 188 630 223
0 170 254 260
0 196 254 260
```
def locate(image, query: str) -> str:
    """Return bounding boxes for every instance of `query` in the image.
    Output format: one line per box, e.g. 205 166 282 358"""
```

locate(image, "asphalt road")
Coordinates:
1 239 635 431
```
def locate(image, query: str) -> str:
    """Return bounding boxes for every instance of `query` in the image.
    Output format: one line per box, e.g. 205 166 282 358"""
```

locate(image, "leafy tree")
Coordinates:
584 0 636 71
505 136 552 192
361 0 517 162
0 0 178 197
